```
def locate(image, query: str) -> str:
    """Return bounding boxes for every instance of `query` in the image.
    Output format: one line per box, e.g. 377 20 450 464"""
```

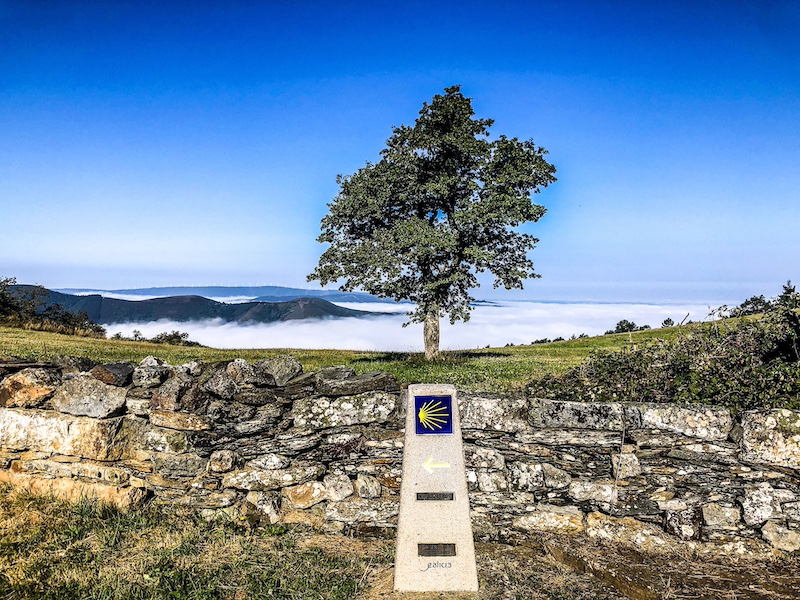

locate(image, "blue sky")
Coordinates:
1 0 798 304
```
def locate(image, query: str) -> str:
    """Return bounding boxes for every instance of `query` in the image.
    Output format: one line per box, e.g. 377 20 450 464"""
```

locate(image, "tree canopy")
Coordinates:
308 86 556 358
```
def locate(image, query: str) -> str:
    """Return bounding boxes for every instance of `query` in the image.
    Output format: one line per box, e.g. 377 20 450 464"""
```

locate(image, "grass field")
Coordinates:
0 324 684 393
0 484 641 600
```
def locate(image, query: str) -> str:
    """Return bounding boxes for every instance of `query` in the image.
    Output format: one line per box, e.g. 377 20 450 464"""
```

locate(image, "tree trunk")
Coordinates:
423 309 440 360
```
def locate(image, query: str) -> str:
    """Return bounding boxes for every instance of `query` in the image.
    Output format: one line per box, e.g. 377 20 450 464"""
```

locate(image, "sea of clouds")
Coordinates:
104 300 716 352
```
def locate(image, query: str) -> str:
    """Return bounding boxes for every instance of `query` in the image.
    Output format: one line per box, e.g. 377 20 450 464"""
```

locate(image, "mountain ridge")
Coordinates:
10 286 381 325
57 285 393 304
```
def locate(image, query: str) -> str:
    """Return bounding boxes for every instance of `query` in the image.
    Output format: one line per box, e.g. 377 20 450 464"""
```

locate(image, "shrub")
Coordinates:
528 305 800 413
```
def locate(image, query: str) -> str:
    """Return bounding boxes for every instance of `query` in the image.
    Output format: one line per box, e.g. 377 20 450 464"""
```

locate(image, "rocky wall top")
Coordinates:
1 355 799 555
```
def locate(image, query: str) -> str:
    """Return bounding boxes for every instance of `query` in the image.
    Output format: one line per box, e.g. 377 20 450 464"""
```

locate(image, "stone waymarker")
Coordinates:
394 384 479 592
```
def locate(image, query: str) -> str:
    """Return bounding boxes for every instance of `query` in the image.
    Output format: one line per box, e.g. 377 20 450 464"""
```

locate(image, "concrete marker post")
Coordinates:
394 383 479 592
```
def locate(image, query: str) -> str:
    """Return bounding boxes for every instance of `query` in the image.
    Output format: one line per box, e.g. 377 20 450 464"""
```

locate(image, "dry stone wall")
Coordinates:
1 355 799 555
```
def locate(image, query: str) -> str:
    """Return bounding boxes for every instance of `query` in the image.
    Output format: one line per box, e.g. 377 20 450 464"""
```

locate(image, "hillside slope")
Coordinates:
9 286 377 325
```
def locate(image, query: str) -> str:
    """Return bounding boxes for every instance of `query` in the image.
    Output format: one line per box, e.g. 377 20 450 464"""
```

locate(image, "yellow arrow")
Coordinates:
422 456 450 474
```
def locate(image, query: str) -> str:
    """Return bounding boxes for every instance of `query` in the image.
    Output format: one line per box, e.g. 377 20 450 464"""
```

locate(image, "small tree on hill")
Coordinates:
308 86 556 359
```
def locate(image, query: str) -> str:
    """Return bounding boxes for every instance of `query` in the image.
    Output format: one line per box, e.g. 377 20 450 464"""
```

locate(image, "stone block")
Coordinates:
464 445 505 470
152 452 208 478
222 464 325 491
569 480 618 504
761 520 800 553
282 481 327 509
585 511 676 553
256 355 303 386
143 425 189 454
476 470 508 492
226 358 276 387
323 473 354 501
0 408 124 460
542 463 572 489
0 368 60 408
529 398 624 431
52 355 95 374
513 504 585 534
611 452 642 479
90 362 133 387
133 357 171 388
149 410 210 431
0 469 145 508
245 490 281 524
740 482 795 526
665 507 702 540
150 373 194 411
459 392 529 433
740 409 800 470
628 403 732 441
325 497 398 526
354 473 382 498
702 502 741 527
51 374 127 418
508 462 544 491
209 450 237 473
246 453 291 470
292 391 396 428
202 369 239 399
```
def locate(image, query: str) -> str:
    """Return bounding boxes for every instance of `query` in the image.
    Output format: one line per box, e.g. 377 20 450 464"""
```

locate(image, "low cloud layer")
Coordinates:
105 301 713 352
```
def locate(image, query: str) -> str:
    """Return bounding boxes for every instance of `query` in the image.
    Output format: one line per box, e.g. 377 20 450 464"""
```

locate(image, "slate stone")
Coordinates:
152 452 208 478
508 462 545 491
740 409 800 470
529 398 624 431
354 473 381 499
0 368 60 408
222 463 325 491
460 392 530 433
51 374 127 418
149 410 211 432
0 408 124 461
203 369 239 399
255 355 303 386
761 519 800 552
52 355 96 374
226 358 276 387
90 362 134 387
150 373 194 411
209 450 237 473
316 371 397 396
293 391 397 428
133 358 171 388
324 473 354 501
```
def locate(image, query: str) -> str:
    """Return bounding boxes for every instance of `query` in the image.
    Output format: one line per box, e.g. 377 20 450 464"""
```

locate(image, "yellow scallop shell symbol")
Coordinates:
418 399 449 431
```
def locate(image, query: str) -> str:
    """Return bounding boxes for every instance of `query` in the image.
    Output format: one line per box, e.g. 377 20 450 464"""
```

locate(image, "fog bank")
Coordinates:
105 301 713 351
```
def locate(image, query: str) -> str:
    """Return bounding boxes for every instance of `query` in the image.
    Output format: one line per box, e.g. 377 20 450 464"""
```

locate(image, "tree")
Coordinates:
661 318 675 328
776 280 800 310
308 86 556 359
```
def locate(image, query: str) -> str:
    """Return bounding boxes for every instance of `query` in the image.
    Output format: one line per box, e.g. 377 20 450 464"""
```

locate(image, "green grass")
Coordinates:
0 323 686 393
0 485 375 600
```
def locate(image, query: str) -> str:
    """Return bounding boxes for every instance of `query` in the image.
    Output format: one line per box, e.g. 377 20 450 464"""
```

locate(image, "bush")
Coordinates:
528 305 800 413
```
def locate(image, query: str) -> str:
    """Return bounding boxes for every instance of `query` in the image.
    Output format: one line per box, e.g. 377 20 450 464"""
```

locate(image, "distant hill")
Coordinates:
10 286 381 325
58 285 393 303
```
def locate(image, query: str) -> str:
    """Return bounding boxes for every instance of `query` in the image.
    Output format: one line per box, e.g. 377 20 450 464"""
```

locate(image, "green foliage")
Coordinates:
730 280 800 316
111 330 204 347
661 317 675 328
529 305 800 413
0 277 105 337
308 85 556 328
604 319 650 335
